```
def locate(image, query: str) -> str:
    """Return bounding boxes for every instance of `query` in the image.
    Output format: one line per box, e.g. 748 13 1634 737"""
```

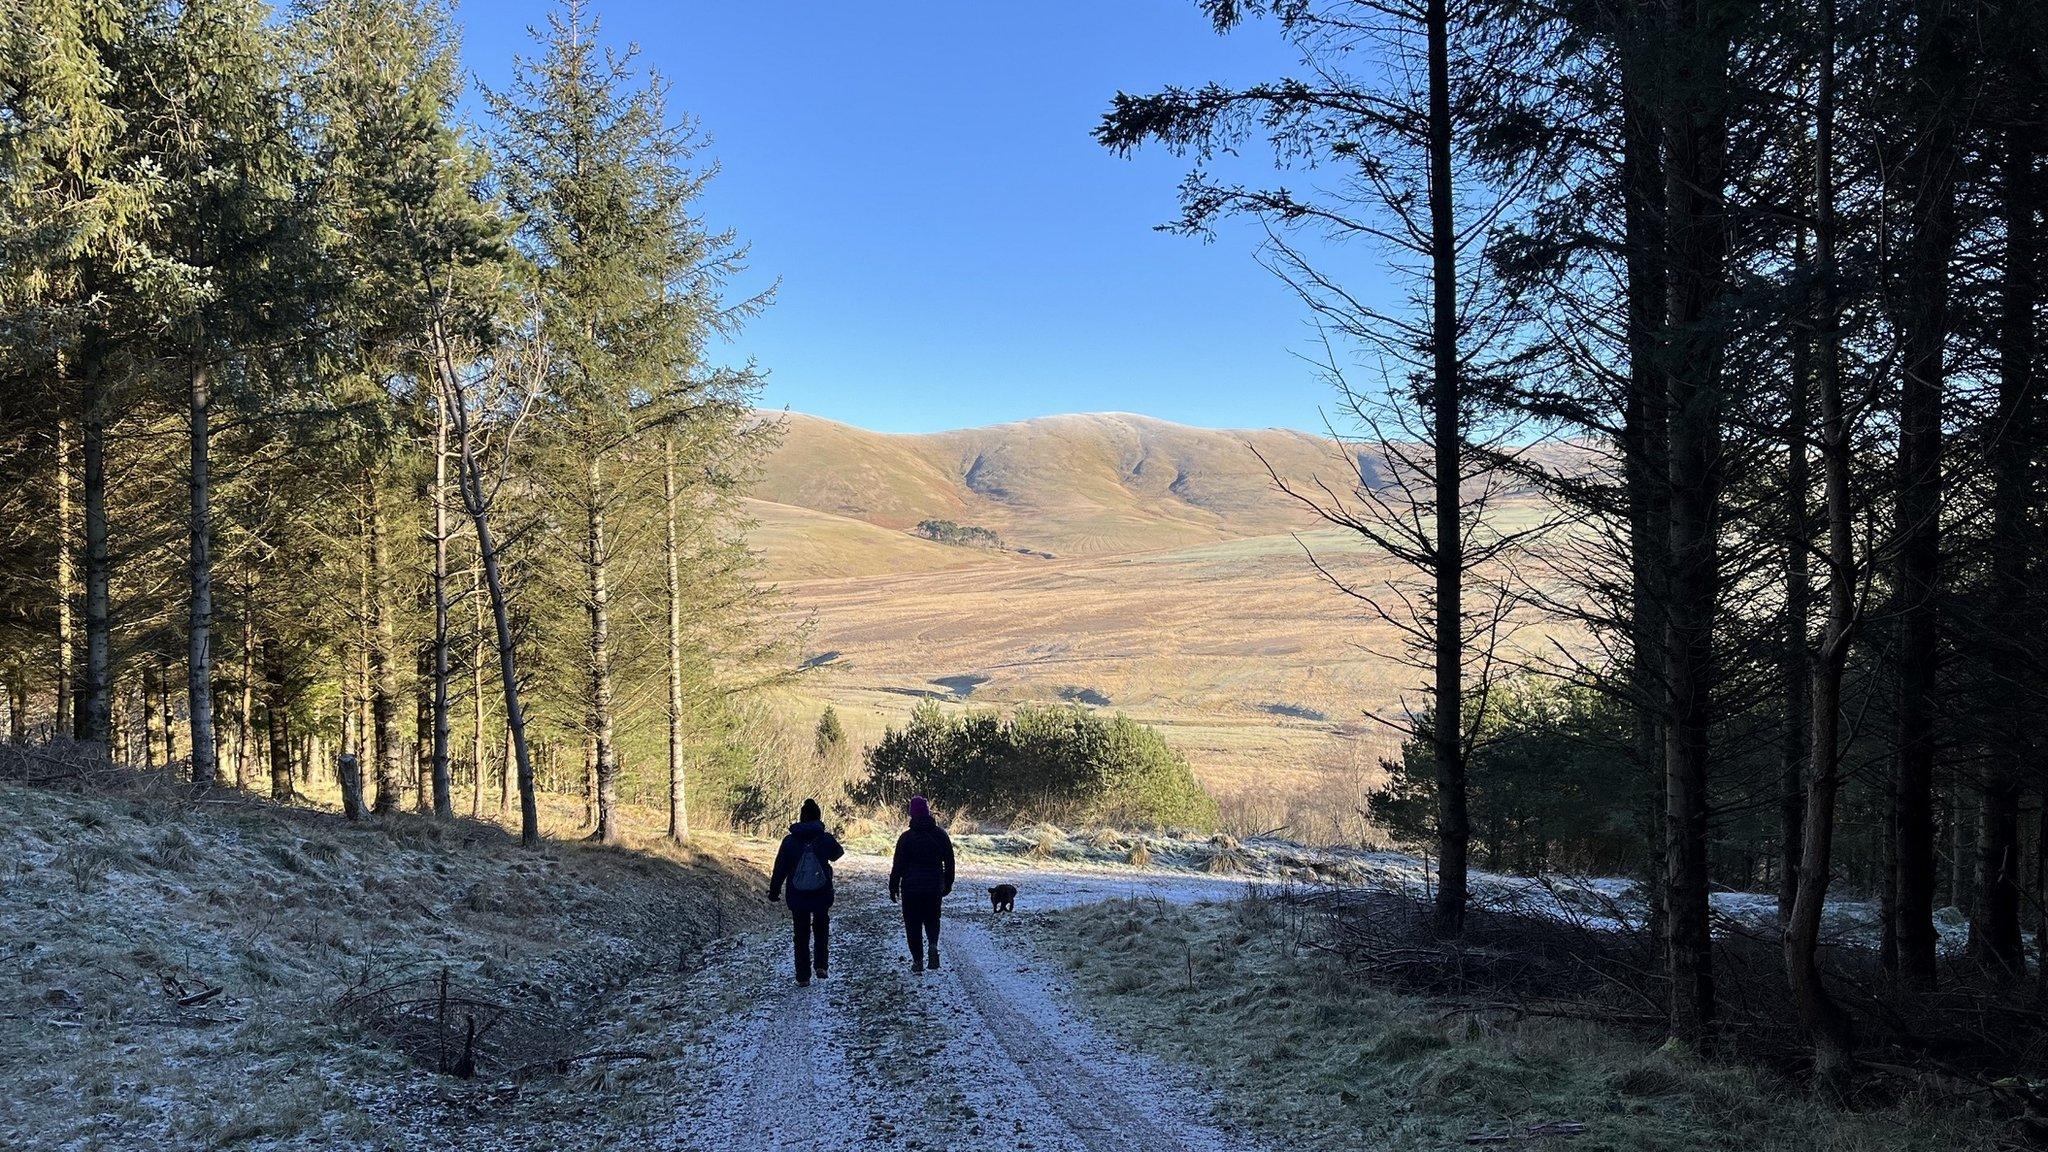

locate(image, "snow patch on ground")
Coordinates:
848 824 1965 952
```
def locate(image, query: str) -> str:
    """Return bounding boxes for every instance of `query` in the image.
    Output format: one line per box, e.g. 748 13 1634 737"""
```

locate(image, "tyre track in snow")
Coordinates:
668 862 1255 1152
940 916 1238 1152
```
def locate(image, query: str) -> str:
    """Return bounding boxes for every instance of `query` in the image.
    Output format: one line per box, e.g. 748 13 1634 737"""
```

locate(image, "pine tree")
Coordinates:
490 0 766 845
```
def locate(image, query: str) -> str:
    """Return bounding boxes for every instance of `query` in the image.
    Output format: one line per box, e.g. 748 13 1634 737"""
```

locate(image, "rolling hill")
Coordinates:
742 410 1573 838
749 410 1381 561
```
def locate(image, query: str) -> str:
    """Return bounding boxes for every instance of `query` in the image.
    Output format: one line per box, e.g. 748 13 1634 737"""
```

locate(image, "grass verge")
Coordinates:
1034 892 2003 1152
0 774 763 1150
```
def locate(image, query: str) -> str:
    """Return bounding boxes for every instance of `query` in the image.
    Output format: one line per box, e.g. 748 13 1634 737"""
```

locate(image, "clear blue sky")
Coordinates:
456 1 1365 435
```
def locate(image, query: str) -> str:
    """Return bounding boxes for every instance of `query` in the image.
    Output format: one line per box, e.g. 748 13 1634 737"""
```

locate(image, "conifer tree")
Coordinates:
490 0 766 845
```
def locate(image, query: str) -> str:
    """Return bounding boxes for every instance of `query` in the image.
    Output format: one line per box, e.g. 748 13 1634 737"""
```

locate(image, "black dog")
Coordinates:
988 883 1017 913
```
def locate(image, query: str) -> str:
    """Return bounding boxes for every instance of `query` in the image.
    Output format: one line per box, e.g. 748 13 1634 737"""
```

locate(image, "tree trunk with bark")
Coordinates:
236 596 253 790
1890 0 1964 992
339 752 363 820
55 417 75 737
585 455 621 845
367 472 402 814
1780 235 1812 927
1785 0 1857 1085
435 334 539 846
1621 37 1672 962
429 387 453 819
472 574 486 820
662 436 690 839
1970 32 2037 979
1659 0 1733 1045
262 637 292 803
142 664 160 768
78 372 110 747
1423 0 1467 939
187 363 217 786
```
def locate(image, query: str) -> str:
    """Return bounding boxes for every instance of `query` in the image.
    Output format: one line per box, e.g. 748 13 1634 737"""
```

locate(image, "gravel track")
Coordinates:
664 862 1255 1152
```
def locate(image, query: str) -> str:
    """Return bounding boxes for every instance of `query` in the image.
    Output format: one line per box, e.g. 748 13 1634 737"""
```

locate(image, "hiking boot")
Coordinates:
815 966 828 980
796 975 811 987
911 954 924 974
926 945 940 970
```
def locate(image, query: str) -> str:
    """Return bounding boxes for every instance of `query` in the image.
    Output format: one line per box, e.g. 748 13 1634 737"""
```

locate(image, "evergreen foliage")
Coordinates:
854 701 1219 830
1370 680 1637 876
0 0 785 839
911 519 1004 549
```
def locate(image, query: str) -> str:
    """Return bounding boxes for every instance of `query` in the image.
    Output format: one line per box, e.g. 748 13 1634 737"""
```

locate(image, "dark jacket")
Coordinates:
889 815 955 901
769 820 845 913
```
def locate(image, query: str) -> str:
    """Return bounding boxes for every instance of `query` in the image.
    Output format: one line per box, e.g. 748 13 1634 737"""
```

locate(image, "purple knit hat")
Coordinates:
908 795 931 821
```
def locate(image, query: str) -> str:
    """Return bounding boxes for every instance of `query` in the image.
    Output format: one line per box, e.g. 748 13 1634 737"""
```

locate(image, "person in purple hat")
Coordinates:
887 795 955 972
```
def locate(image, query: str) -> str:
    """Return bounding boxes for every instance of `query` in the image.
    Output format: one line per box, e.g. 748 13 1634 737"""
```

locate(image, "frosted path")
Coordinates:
665 859 1256 1152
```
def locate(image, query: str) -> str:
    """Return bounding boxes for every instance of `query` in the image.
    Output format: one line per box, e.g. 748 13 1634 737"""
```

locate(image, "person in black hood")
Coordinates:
767 798 844 986
888 794 954 972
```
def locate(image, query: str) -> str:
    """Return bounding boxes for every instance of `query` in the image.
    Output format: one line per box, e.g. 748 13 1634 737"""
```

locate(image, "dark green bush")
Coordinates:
852 701 1218 830
911 519 1005 548
1370 677 1639 874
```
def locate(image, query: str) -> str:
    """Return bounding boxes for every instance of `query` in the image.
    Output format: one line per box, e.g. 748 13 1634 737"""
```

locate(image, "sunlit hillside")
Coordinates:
745 411 1573 835
750 410 1380 559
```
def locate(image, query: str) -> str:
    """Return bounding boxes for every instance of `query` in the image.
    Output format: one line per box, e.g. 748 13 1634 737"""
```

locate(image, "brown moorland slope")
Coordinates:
744 411 1574 836
750 410 1380 558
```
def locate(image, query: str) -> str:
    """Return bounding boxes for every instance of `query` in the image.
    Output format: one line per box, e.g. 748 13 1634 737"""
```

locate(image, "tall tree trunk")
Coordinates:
78 371 110 747
6 668 25 743
663 437 690 840
415 636 432 812
142 664 159 768
1424 0 1467 939
262 636 292 803
2037 800 2048 996
436 334 539 846
367 472 402 814
55 416 75 737
582 734 597 827
1890 0 1963 992
1659 0 1732 1045
429 387 453 818
1970 45 2037 978
1785 0 1856 1085
1620 30 1671 959
472 573 486 820
586 455 620 845
1780 234 1812 927
186 363 217 786
235 591 253 790
356 533 371 783
159 659 175 765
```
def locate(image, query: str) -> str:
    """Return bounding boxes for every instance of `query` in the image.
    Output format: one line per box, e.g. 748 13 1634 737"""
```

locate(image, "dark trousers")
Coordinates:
902 893 942 958
792 908 829 979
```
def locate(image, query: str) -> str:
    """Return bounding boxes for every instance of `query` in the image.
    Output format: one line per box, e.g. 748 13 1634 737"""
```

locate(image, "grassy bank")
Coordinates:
0 772 763 1150
1034 893 2001 1152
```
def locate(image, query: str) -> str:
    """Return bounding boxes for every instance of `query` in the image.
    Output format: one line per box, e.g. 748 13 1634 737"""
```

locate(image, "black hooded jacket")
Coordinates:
889 814 955 901
769 819 845 913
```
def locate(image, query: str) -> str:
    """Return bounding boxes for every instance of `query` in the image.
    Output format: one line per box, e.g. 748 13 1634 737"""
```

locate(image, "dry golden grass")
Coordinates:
754 410 1375 557
747 411 1582 841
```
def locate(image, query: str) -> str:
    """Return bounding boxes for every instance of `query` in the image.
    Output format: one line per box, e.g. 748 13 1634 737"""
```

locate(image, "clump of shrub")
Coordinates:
850 701 1219 830
912 519 1004 549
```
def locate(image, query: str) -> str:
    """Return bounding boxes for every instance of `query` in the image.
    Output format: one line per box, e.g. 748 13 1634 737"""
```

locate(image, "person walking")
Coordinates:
888 795 954 973
768 798 843 986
